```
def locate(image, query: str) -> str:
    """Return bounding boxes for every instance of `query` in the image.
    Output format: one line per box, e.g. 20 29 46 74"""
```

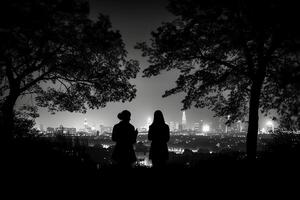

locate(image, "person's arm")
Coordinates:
148 126 153 141
165 125 170 142
131 127 138 144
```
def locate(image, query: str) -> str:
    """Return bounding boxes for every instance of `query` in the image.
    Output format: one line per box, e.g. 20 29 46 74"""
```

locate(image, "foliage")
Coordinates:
136 0 300 126
12 105 39 137
0 0 139 114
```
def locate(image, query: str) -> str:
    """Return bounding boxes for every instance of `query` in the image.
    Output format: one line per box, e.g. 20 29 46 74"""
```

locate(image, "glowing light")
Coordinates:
147 117 152 123
202 124 210 133
102 144 110 149
266 120 274 132
266 120 273 127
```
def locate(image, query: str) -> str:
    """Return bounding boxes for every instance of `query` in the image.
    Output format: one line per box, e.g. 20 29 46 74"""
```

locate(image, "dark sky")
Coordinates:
31 0 270 130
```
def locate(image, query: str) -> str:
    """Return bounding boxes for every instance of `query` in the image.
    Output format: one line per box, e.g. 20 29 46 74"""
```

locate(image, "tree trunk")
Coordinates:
247 76 265 161
1 93 18 144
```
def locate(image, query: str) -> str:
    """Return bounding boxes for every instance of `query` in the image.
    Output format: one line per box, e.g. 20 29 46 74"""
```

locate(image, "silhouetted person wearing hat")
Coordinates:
148 110 170 168
112 110 138 168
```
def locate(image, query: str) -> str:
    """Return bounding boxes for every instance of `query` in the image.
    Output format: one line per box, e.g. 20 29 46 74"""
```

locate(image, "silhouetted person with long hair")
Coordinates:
112 110 138 168
148 110 170 168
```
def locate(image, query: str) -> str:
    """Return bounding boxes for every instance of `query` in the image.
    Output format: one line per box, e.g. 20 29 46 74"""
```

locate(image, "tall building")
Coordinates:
199 120 204 132
84 118 88 130
193 122 200 131
46 127 54 134
99 125 104 134
169 121 175 132
83 118 93 134
39 124 44 133
182 111 187 130
175 122 179 131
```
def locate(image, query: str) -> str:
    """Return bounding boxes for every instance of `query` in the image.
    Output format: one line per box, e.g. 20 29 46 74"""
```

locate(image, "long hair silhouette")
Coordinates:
148 110 170 168
151 110 165 125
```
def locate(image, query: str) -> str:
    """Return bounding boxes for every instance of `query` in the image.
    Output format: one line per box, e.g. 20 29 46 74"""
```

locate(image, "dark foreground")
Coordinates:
2 136 299 198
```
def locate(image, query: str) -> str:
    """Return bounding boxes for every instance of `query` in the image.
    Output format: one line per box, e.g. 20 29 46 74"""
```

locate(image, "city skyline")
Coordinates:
38 110 276 135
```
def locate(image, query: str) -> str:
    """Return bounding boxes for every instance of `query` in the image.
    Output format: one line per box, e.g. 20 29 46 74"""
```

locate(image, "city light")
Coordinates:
202 124 210 133
261 128 267 134
237 120 242 132
266 120 273 127
145 117 152 130
266 120 274 132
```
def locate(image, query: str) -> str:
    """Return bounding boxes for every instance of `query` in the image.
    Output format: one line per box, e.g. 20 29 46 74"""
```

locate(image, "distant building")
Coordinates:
175 122 179 131
55 125 76 135
179 124 183 132
193 122 200 131
46 127 55 134
81 118 97 135
182 111 187 130
39 124 44 133
101 126 113 135
216 118 225 133
99 125 104 134
170 121 175 132
55 125 64 134
64 127 76 135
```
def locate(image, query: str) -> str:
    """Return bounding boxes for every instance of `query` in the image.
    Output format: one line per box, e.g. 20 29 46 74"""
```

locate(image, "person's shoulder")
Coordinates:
113 122 121 128
128 123 135 129
149 124 154 129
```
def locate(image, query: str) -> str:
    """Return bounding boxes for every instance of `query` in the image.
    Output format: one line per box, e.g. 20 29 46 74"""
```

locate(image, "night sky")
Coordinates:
24 0 269 130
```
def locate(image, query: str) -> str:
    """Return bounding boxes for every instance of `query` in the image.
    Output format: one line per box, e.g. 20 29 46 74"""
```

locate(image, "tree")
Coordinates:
0 0 139 140
136 0 300 160
12 105 40 138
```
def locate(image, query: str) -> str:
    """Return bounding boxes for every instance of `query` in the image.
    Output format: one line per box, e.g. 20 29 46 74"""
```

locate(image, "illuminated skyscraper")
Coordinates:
182 111 187 130
84 118 88 129
39 124 44 132
175 122 179 131
83 118 92 133
193 122 200 131
170 121 175 132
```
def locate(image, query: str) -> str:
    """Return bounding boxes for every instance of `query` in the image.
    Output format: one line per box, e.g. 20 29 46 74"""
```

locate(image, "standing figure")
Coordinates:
112 110 138 168
148 110 170 168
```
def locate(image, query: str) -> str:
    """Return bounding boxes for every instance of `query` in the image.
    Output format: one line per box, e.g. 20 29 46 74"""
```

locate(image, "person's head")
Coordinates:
117 110 131 122
152 110 165 125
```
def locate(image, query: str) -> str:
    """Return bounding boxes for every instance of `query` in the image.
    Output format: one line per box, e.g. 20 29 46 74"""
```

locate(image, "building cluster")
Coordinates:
40 118 113 137
39 112 281 137
167 112 248 135
45 125 76 136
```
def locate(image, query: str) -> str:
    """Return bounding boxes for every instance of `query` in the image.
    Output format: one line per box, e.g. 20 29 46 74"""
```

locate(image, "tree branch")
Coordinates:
19 68 54 93
17 44 64 82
